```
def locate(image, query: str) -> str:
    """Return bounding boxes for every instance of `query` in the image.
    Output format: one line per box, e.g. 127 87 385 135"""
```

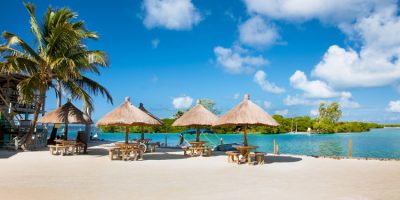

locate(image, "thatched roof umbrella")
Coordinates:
138 103 164 140
213 94 279 146
172 100 219 142
96 97 162 143
37 101 93 140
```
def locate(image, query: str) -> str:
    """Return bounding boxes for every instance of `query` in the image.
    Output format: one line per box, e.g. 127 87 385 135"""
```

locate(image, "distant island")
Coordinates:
100 102 389 134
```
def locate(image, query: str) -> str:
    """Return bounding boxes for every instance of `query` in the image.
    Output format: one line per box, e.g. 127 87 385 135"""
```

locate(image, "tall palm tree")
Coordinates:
0 3 113 149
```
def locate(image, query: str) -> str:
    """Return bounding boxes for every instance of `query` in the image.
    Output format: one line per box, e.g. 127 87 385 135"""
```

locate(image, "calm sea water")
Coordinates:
64 127 400 159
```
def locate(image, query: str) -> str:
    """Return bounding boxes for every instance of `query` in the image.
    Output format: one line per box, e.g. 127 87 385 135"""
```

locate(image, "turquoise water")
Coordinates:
65 127 400 159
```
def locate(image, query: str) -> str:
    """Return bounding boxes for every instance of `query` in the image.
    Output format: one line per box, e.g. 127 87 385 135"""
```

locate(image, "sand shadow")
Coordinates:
0 150 19 159
265 155 302 164
85 146 190 160
142 152 189 160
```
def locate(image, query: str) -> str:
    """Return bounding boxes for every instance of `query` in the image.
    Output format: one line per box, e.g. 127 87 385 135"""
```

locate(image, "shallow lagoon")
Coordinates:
66 127 400 159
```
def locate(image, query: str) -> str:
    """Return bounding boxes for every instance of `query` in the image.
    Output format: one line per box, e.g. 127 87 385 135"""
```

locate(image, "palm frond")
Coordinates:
2 32 43 63
23 2 43 51
17 74 41 104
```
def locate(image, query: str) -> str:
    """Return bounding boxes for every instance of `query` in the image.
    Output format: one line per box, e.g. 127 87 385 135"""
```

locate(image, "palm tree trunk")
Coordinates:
48 84 62 144
25 89 45 149
56 82 62 108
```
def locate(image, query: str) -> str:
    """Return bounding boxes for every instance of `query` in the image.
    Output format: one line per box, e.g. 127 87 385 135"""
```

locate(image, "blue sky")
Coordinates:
1 0 400 123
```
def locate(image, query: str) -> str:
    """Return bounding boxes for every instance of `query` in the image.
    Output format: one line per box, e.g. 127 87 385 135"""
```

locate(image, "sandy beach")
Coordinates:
0 142 399 200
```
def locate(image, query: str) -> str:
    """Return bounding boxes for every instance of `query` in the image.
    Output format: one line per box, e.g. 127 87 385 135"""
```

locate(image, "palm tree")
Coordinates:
0 3 113 149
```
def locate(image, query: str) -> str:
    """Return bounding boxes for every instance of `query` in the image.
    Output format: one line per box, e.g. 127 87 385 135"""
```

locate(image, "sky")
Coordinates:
1 0 400 123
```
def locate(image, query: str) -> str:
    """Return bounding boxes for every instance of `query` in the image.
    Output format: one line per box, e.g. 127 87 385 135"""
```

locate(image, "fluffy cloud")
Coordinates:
290 70 340 98
275 109 288 116
239 16 279 48
172 96 193 109
288 71 360 107
142 0 202 30
386 100 400 112
339 92 360 108
243 0 392 23
254 70 285 93
214 46 268 74
284 95 316 106
243 1 400 89
233 93 240 99
312 7 400 88
310 109 319 116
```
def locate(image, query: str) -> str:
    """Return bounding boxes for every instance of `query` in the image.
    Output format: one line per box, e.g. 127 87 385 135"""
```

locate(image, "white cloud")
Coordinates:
284 95 316 106
312 7 400 88
288 71 360 107
275 109 288 116
386 100 400 112
142 0 202 30
233 93 240 99
339 92 360 108
243 0 393 24
310 109 319 116
263 101 272 109
254 70 285 94
151 39 160 48
289 70 340 98
243 0 400 90
239 15 279 48
172 96 193 109
214 46 268 74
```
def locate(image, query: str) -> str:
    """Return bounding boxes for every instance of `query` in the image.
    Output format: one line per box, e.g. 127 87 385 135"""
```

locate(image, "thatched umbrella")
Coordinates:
138 103 164 140
37 101 93 139
213 94 279 146
172 100 219 142
96 97 162 143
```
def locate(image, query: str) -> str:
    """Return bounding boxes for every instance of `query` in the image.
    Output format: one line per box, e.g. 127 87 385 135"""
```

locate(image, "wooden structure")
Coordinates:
213 94 278 146
96 97 162 144
0 73 46 149
172 100 218 142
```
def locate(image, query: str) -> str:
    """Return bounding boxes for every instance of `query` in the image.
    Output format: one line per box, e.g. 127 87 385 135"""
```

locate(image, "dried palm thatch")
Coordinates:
139 103 164 125
96 97 163 143
37 101 92 140
138 103 164 140
172 100 218 142
38 102 92 124
213 94 279 146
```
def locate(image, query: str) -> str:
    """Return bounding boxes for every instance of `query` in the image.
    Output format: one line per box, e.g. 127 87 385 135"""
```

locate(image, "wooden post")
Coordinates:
273 139 276 154
125 127 129 144
348 139 353 157
64 123 68 140
141 126 145 140
243 125 248 146
196 127 200 142
276 143 279 155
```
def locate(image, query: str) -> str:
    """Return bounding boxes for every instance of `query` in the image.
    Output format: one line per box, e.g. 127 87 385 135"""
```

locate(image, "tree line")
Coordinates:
100 101 384 134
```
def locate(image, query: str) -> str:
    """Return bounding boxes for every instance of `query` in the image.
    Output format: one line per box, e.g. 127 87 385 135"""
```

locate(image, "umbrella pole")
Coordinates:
243 125 248 146
141 126 144 141
125 127 129 144
196 127 200 142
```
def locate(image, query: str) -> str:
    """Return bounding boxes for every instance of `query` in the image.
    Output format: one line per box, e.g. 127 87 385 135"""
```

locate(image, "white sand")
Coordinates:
0 142 399 200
